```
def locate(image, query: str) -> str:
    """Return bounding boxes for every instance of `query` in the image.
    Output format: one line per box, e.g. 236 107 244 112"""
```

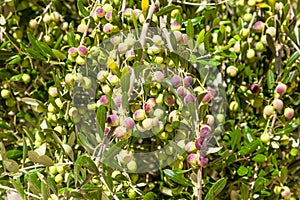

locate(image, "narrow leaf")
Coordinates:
196 29 205 47
156 5 180 16
0 120 12 130
3 159 19 173
267 69 275 90
27 32 43 52
77 0 90 17
186 19 194 38
163 169 193 187
286 51 300 66
38 155 54 166
205 178 227 200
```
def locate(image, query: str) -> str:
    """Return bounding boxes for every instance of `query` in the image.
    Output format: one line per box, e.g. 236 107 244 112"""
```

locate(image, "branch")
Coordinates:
34 0 54 35
172 0 229 6
198 166 203 200
0 185 40 199
79 0 100 46
159 16 174 52
121 0 126 25
139 0 160 48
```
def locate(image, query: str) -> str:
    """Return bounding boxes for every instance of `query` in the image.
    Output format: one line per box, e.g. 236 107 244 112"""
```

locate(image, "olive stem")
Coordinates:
139 0 160 48
198 166 203 200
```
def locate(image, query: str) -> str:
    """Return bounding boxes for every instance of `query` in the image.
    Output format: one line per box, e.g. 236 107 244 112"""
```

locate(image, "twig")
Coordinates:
78 127 115 189
79 0 100 46
159 16 174 52
139 0 160 48
121 0 126 25
34 0 54 35
172 0 229 6
248 12 257 30
0 185 40 199
198 166 203 200
100 176 120 200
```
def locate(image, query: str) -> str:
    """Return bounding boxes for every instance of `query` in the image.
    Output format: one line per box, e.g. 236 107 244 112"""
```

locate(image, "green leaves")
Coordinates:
0 50 16 60
286 51 300 66
74 154 98 183
27 151 54 166
267 69 275 90
186 19 194 38
27 32 57 60
163 169 193 187
252 154 267 163
237 165 248 176
3 159 19 173
204 178 227 200
156 5 182 16
77 0 90 17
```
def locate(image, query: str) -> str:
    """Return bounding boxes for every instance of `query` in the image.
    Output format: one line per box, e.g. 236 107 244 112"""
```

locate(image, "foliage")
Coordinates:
0 0 299 199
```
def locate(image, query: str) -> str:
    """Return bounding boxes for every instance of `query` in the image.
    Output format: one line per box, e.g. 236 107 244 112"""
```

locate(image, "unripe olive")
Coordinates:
65 73 74 84
75 55 86 65
1 89 11 99
158 131 168 140
5 98 16 107
29 19 38 29
127 188 137 198
246 49 255 59
290 148 298 157
156 93 164 104
255 41 265 52
240 28 250 38
238 0 245 6
49 166 58 175
56 165 65 174
68 107 78 117
263 105 274 117
164 123 173 133
102 4 113 12
48 86 58 97
233 42 241 53
127 160 137 171
43 35 52 44
247 0 256 6
50 11 61 22
274 186 282 194
22 73 31 84
216 114 225 123
226 66 238 77
243 13 252 22
43 13 51 24
171 9 180 18
260 132 270 144
54 174 63 183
